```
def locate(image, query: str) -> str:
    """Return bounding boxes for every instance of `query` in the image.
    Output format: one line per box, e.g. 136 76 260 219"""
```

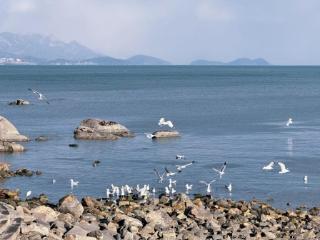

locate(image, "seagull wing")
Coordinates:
199 181 208 185
165 167 171 173
153 169 161 179
220 162 227 172
212 168 220 173
209 179 216 184
167 121 174 128
278 162 286 171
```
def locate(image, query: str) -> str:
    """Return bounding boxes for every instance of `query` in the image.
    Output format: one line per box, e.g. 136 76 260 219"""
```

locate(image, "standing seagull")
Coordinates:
212 162 227 179
278 162 290 174
286 118 293 127
26 191 32 199
70 179 79 189
158 118 174 128
154 168 166 183
185 184 192 194
225 183 232 193
304 176 308 184
199 179 216 194
28 88 50 104
262 161 275 170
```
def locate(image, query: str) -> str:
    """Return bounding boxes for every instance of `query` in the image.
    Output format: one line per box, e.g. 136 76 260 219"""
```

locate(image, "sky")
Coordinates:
0 0 319 64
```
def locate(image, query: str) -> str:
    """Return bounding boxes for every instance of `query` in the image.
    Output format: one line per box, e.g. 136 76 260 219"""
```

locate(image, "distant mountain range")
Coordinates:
191 58 270 66
0 32 270 65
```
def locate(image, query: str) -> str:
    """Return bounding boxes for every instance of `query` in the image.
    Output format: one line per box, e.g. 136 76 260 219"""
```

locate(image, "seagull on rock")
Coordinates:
158 118 174 128
278 162 290 174
263 161 275 170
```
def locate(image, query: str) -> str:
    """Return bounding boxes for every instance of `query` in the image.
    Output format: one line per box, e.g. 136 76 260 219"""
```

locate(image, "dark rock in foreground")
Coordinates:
74 119 134 140
0 190 319 239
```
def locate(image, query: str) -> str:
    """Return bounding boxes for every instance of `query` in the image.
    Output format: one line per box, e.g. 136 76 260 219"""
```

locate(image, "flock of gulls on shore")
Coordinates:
20 90 301 200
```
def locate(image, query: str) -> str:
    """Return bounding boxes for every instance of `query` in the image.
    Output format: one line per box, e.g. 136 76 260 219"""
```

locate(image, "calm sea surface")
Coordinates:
1 65 320 208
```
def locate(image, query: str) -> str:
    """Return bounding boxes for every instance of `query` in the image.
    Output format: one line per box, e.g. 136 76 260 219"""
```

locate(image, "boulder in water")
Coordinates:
0 141 25 152
151 130 180 139
74 119 134 140
0 116 28 142
8 99 30 106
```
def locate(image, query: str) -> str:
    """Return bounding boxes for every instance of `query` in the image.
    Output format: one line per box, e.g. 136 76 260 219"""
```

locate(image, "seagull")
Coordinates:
212 162 227 179
176 161 195 172
70 179 79 189
304 176 308 184
154 168 166 183
28 88 49 104
106 188 111 198
171 187 176 195
92 160 101 167
168 178 176 188
185 184 192 194
286 118 293 127
158 118 174 128
200 179 216 194
225 183 232 192
165 167 177 177
52 178 56 184
145 133 155 139
176 155 185 160
262 161 275 170
26 190 32 199
278 162 290 174
165 186 170 195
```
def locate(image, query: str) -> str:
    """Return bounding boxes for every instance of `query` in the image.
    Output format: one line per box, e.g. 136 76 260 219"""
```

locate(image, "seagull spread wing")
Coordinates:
199 181 208 185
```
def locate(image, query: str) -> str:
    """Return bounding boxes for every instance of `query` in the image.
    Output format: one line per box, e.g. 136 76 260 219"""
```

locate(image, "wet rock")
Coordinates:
0 141 25 152
15 168 34 177
8 99 30 106
0 115 29 142
35 136 48 142
151 130 180 139
74 119 134 140
58 195 84 218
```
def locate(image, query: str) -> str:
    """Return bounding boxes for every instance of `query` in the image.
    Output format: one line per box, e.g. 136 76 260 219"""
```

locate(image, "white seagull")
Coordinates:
70 179 79 189
286 118 293 127
165 186 170 195
52 178 56 184
278 162 290 174
262 161 275 170
106 188 111 198
28 88 50 104
168 178 176 188
165 167 177 177
176 161 195 172
185 184 193 194
199 179 216 194
154 168 166 183
225 183 232 192
158 118 174 128
145 133 155 139
212 162 227 179
26 190 32 199
176 155 185 160
304 176 308 184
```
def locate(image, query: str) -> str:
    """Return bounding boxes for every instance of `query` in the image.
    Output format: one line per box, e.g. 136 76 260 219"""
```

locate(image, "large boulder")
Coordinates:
151 130 180 139
74 119 134 140
58 195 84 219
0 116 28 142
0 141 25 152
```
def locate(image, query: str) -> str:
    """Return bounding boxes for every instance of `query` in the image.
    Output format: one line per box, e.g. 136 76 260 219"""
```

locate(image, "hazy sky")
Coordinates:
0 0 319 64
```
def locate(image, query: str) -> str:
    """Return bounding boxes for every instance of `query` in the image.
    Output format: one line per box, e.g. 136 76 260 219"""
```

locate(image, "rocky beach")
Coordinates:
0 186 320 240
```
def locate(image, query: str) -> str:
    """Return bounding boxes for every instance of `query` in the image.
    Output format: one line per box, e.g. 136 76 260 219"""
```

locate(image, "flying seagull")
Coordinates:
262 161 274 170
212 162 227 179
145 133 155 139
200 179 216 194
286 118 293 127
278 162 290 174
176 161 195 172
165 167 177 177
28 88 50 104
153 168 166 183
158 118 174 128
225 183 232 192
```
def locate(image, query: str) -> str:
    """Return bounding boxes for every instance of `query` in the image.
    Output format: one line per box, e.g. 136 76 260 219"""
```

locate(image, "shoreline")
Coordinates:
0 189 319 239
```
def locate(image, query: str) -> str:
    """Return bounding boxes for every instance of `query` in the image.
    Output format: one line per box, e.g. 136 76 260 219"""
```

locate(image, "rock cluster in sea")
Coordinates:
74 119 134 140
0 191 319 239
0 163 42 181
